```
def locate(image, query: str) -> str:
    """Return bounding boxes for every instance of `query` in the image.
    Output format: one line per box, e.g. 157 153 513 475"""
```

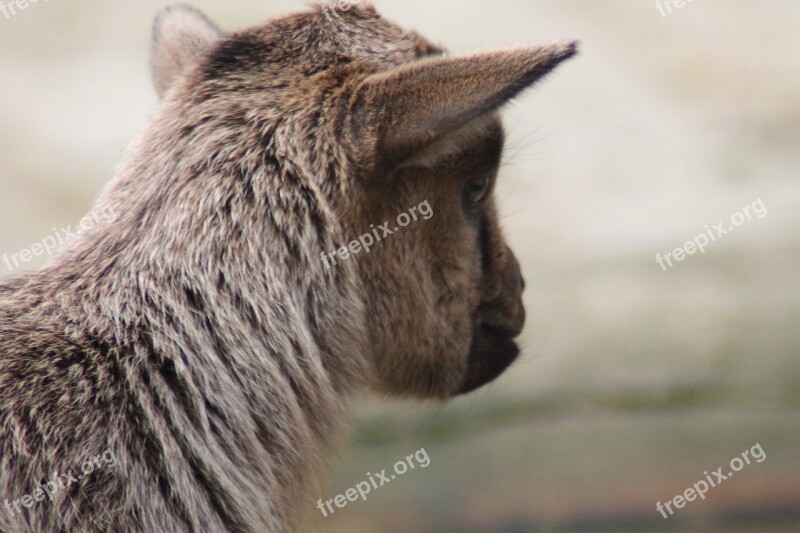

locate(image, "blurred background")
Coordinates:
1 1 798 531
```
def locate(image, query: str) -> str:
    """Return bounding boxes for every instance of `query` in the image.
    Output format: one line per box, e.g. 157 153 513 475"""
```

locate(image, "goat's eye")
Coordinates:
464 175 490 204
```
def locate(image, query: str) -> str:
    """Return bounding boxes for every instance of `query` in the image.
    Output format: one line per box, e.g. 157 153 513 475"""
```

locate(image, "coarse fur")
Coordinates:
0 3 577 531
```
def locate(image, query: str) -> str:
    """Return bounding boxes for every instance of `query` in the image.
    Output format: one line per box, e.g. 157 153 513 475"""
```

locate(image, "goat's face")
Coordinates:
150 3 576 398
350 112 530 397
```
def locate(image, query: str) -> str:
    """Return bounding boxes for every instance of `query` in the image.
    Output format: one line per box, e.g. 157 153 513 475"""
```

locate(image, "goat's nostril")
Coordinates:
520 274 526 292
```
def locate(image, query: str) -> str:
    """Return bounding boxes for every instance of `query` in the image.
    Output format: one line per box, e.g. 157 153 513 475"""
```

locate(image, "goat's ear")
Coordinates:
348 42 578 171
150 4 223 99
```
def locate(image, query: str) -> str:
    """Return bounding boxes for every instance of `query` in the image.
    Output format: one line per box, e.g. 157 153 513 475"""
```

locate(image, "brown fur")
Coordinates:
0 3 576 531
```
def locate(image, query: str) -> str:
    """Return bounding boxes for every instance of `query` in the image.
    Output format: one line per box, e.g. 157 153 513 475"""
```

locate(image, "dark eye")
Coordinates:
464 175 490 204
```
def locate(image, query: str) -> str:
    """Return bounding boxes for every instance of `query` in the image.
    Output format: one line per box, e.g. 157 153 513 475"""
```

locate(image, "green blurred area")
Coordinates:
1 1 798 531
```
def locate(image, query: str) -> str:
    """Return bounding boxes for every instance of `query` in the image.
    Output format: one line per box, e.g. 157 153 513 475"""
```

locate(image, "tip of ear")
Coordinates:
153 4 213 34
537 40 580 62
507 40 578 82
555 39 580 58
151 4 223 99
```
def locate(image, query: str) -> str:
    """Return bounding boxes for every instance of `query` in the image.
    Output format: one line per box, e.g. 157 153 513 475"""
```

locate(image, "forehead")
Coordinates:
202 6 442 80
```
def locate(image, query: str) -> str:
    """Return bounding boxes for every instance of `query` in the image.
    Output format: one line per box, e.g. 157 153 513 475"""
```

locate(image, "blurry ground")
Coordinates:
1 1 798 531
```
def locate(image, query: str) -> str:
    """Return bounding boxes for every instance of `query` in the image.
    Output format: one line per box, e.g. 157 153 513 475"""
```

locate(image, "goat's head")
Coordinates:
148 2 577 398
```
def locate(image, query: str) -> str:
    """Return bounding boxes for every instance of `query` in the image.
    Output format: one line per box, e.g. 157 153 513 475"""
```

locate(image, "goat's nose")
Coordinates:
507 250 524 293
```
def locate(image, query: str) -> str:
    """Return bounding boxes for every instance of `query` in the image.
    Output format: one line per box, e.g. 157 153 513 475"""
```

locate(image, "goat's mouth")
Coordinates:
456 324 520 395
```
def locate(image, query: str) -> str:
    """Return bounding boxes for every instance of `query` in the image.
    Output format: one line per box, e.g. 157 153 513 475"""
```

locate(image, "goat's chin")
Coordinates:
455 325 520 395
